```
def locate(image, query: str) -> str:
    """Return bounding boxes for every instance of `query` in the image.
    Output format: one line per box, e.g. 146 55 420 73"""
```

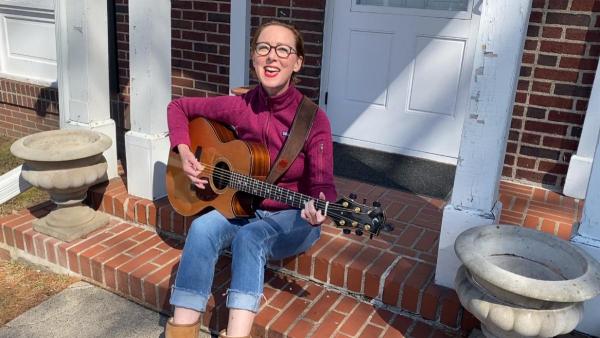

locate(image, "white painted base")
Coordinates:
124 131 170 200
0 165 32 204
63 119 118 179
435 202 502 288
571 233 600 336
563 154 592 199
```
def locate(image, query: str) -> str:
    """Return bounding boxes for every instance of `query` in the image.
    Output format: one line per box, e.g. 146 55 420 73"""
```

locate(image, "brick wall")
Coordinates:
0 78 59 139
3 0 598 193
114 0 130 131
170 0 326 101
504 0 600 191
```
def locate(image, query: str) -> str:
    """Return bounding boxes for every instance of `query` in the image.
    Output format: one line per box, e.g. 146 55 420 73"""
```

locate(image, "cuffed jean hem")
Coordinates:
225 289 262 313
170 286 209 312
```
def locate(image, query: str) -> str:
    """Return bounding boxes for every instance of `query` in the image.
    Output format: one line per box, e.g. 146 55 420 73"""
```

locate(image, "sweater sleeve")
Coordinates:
304 109 337 202
166 95 245 150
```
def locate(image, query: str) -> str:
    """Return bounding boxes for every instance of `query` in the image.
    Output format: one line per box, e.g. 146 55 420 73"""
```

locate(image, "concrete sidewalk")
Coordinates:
0 281 174 338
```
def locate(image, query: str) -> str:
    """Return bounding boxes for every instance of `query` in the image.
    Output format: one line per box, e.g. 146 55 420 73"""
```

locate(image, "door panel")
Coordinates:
326 0 480 163
346 30 393 106
409 36 464 116
0 0 56 82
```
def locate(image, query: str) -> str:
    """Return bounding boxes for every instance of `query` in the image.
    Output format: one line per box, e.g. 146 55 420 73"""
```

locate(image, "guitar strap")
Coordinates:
266 95 319 184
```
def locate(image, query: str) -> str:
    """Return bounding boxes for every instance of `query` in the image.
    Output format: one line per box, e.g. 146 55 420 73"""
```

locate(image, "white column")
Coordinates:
435 0 532 288
571 131 600 335
125 0 171 200
55 0 118 179
563 64 600 199
229 1 250 93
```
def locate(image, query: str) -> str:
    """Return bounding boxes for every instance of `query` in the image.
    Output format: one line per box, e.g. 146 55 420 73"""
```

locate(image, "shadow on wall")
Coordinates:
33 82 59 118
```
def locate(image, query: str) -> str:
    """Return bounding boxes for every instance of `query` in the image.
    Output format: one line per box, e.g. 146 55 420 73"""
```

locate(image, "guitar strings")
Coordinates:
189 162 379 227
206 168 358 217
197 162 363 214
204 165 366 228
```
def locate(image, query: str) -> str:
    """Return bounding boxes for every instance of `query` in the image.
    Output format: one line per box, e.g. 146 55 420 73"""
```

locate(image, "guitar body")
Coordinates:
166 117 270 217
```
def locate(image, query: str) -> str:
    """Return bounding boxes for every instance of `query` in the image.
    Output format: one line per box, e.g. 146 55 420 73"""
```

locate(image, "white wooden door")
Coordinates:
324 0 480 164
0 0 56 83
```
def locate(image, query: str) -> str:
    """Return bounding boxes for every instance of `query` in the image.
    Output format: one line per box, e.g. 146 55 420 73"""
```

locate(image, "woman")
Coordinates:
165 21 337 338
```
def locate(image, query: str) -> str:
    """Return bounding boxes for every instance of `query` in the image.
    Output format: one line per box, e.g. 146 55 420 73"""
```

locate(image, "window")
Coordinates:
355 0 469 11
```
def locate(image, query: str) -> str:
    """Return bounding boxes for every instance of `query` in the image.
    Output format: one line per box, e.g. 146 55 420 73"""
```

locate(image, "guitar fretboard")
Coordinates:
215 167 330 213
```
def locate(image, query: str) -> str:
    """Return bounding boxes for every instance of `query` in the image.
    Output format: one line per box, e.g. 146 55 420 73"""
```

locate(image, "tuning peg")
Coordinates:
355 229 363 236
372 201 381 208
349 193 357 200
343 228 351 235
384 224 395 232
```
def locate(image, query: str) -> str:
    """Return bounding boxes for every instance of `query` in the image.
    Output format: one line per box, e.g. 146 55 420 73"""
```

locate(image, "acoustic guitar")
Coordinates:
165 117 386 238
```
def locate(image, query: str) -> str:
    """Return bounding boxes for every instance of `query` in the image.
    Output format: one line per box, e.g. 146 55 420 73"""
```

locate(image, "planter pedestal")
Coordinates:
11 129 112 242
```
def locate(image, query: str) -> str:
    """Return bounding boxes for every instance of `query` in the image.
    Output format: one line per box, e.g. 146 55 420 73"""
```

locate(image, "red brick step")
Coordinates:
0 205 461 337
86 177 474 331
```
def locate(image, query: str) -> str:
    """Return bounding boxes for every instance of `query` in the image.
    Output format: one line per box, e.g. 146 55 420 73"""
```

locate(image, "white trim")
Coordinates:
450 0 531 211
318 0 334 109
229 0 250 94
436 0 532 286
351 0 473 20
54 0 117 179
128 0 170 134
578 130 600 239
124 131 170 200
0 72 56 87
54 0 67 128
564 61 600 199
0 0 54 13
563 154 592 199
0 165 32 205
126 0 171 200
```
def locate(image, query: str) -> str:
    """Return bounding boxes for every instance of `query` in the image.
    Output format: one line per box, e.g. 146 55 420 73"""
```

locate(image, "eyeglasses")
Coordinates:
254 42 297 59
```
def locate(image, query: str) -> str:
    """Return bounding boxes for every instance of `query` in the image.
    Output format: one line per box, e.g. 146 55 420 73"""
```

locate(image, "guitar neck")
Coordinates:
224 168 330 213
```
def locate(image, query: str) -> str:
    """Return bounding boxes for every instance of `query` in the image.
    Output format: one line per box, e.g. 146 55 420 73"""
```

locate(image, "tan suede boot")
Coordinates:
165 317 201 338
218 329 251 338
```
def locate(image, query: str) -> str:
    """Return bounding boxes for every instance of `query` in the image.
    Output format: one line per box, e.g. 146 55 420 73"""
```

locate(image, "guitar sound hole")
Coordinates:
213 161 231 190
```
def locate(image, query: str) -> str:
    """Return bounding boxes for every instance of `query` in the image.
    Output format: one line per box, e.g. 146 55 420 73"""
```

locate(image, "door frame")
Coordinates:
319 0 485 164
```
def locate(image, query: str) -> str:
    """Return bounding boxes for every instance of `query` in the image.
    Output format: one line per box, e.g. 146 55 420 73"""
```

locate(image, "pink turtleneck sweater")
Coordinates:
167 85 337 211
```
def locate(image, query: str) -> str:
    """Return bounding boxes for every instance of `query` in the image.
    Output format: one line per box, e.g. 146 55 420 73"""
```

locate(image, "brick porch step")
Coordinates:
86 177 477 332
0 205 462 337
2 175 581 337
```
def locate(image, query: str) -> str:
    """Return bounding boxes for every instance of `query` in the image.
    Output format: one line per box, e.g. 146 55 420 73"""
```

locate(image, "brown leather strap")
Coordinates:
266 96 318 184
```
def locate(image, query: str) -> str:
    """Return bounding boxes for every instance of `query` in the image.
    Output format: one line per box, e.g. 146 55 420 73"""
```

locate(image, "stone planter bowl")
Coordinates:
11 129 112 242
454 224 600 338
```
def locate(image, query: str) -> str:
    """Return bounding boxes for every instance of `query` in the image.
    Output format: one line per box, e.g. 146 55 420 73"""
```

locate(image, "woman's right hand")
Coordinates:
177 144 208 189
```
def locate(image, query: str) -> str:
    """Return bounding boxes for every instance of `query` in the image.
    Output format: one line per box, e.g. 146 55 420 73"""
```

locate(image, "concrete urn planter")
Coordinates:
10 129 112 242
454 225 600 338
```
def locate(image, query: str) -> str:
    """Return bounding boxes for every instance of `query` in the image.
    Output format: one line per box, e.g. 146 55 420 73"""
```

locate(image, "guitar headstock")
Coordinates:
330 194 387 238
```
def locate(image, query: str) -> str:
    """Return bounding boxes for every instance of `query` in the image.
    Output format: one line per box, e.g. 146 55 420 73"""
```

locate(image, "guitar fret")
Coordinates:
223 168 330 217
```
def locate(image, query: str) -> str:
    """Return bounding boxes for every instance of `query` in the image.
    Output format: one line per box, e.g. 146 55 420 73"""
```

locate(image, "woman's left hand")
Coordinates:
301 192 327 226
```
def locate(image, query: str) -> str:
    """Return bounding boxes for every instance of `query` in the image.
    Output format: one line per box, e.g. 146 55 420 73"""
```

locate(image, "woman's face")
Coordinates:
252 25 303 97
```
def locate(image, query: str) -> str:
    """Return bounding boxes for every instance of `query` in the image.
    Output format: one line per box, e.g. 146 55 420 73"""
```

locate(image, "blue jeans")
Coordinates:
170 209 320 313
